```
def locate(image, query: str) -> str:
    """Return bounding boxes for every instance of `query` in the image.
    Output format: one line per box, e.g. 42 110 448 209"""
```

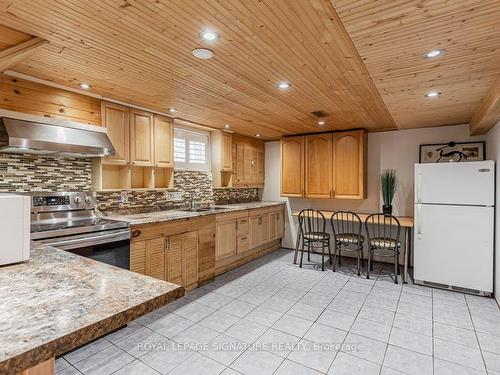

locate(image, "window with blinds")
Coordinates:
173 127 210 171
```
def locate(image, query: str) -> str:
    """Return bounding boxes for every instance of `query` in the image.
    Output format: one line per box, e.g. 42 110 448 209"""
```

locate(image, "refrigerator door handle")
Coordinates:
416 204 422 237
416 172 422 203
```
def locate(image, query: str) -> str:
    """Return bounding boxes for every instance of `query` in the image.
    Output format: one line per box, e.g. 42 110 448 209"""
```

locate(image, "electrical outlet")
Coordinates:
119 190 128 204
164 191 183 201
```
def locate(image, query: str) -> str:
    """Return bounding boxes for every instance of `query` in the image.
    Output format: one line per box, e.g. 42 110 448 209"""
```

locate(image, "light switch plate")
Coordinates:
164 191 183 201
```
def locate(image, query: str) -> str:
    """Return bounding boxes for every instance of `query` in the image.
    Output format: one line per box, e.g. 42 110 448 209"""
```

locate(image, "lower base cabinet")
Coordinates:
269 205 285 240
129 205 285 289
130 230 198 290
249 207 272 248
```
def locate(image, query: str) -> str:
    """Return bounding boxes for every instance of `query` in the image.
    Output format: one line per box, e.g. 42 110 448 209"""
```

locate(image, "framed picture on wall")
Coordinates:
419 141 486 163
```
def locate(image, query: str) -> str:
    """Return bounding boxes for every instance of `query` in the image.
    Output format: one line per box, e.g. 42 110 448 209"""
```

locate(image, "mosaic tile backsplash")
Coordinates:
0 153 260 211
0 154 91 192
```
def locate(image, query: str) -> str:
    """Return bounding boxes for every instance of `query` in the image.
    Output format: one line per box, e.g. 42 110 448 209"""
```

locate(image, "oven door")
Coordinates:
36 228 131 270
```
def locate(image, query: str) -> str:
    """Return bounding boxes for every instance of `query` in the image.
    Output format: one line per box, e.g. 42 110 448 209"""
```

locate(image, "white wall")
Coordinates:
263 124 486 250
486 121 500 304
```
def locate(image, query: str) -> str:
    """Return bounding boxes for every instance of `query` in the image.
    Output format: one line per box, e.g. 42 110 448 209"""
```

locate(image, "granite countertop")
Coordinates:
0 244 183 374
106 201 286 226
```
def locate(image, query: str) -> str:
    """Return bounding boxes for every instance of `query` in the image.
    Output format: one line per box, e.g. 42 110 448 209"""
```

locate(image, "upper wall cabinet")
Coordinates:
221 132 233 171
154 115 173 167
281 130 367 199
305 134 332 198
213 132 265 189
93 104 174 191
233 134 265 188
101 102 130 165
130 109 154 166
332 130 367 199
280 136 305 197
211 130 233 188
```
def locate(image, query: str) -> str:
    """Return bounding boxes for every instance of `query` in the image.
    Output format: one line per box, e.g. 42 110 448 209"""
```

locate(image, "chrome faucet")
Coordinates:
189 193 197 209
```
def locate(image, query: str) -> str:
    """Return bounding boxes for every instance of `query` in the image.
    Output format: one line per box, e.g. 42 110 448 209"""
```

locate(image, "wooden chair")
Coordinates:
365 213 401 283
330 211 365 276
297 209 332 271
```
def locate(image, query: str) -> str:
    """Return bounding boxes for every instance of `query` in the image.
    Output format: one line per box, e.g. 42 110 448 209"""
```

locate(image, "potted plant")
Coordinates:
380 169 397 215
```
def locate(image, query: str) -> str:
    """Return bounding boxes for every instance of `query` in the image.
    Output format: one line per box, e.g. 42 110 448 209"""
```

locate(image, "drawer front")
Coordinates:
249 207 269 217
236 217 249 235
237 234 249 253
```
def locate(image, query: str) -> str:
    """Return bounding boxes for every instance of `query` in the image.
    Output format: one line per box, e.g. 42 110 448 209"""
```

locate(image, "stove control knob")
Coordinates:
74 196 83 205
85 196 92 204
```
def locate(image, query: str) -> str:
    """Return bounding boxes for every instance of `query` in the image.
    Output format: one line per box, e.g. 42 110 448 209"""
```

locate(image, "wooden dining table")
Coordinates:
291 211 414 283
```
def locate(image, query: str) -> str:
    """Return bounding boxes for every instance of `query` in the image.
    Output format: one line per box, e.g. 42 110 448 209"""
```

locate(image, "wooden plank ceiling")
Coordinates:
0 0 498 137
331 0 500 130
0 0 396 139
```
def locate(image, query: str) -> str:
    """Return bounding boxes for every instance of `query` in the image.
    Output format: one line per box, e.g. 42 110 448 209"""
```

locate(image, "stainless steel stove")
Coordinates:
30 192 131 269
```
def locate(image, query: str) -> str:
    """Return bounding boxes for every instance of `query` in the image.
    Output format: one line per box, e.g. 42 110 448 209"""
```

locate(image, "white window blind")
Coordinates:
173 126 210 171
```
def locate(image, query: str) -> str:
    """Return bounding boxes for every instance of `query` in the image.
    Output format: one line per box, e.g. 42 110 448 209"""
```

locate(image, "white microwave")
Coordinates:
0 193 30 266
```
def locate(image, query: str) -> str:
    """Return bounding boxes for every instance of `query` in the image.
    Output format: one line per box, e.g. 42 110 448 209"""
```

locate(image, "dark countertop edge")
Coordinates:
1 285 184 375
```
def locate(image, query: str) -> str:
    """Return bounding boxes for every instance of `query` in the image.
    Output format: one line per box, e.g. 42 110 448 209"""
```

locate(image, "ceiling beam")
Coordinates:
0 36 47 72
469 76 500 135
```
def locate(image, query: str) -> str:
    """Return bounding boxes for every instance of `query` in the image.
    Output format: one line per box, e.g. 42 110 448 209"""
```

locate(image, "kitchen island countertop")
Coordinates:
0 243 183 374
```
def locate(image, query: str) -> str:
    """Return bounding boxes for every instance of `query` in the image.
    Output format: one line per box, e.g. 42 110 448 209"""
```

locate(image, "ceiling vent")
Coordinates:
311 110 327 118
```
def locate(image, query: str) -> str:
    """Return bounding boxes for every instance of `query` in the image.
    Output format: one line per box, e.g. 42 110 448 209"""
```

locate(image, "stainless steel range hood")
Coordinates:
0 110 115 157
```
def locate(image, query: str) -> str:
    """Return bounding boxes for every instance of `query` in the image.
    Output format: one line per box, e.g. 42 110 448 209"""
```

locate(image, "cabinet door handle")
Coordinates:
236 221 238 230
240 236 247 240
132 230 141 238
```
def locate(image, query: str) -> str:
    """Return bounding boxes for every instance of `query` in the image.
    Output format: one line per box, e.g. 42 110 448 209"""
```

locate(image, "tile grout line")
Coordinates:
464 294 489 374
323 266 382 374
227 257 342 374
377 278 403 375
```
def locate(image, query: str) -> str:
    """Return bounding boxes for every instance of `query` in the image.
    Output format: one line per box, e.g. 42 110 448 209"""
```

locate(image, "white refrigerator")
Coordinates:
414 161 495 295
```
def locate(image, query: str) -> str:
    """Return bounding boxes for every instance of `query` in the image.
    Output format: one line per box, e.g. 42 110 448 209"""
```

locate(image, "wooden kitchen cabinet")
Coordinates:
332 129 367 199
153 115 173 167
165 231 198 289
269 205 285 241
280 136 305 197
215 218 237 260
130 109 154 166
211 130 233 188
130 224 200 290
165 234 183 285
212 205 285 276
280 130 366 199
221 132 232 170
145 237 166 280
232 134 265 188
249 208 269 248
93 104 174 191
101 101 130 165
305 133 333 198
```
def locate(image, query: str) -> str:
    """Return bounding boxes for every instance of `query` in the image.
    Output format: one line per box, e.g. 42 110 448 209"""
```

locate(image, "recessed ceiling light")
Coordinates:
79 82 91 90
199 30 220 42
318 120 326 126
423 49 445 59
192 48 214 60
277 81 291 90
168 108 177 114
224 124 230 129
255 134 261 137
425 91 442 98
